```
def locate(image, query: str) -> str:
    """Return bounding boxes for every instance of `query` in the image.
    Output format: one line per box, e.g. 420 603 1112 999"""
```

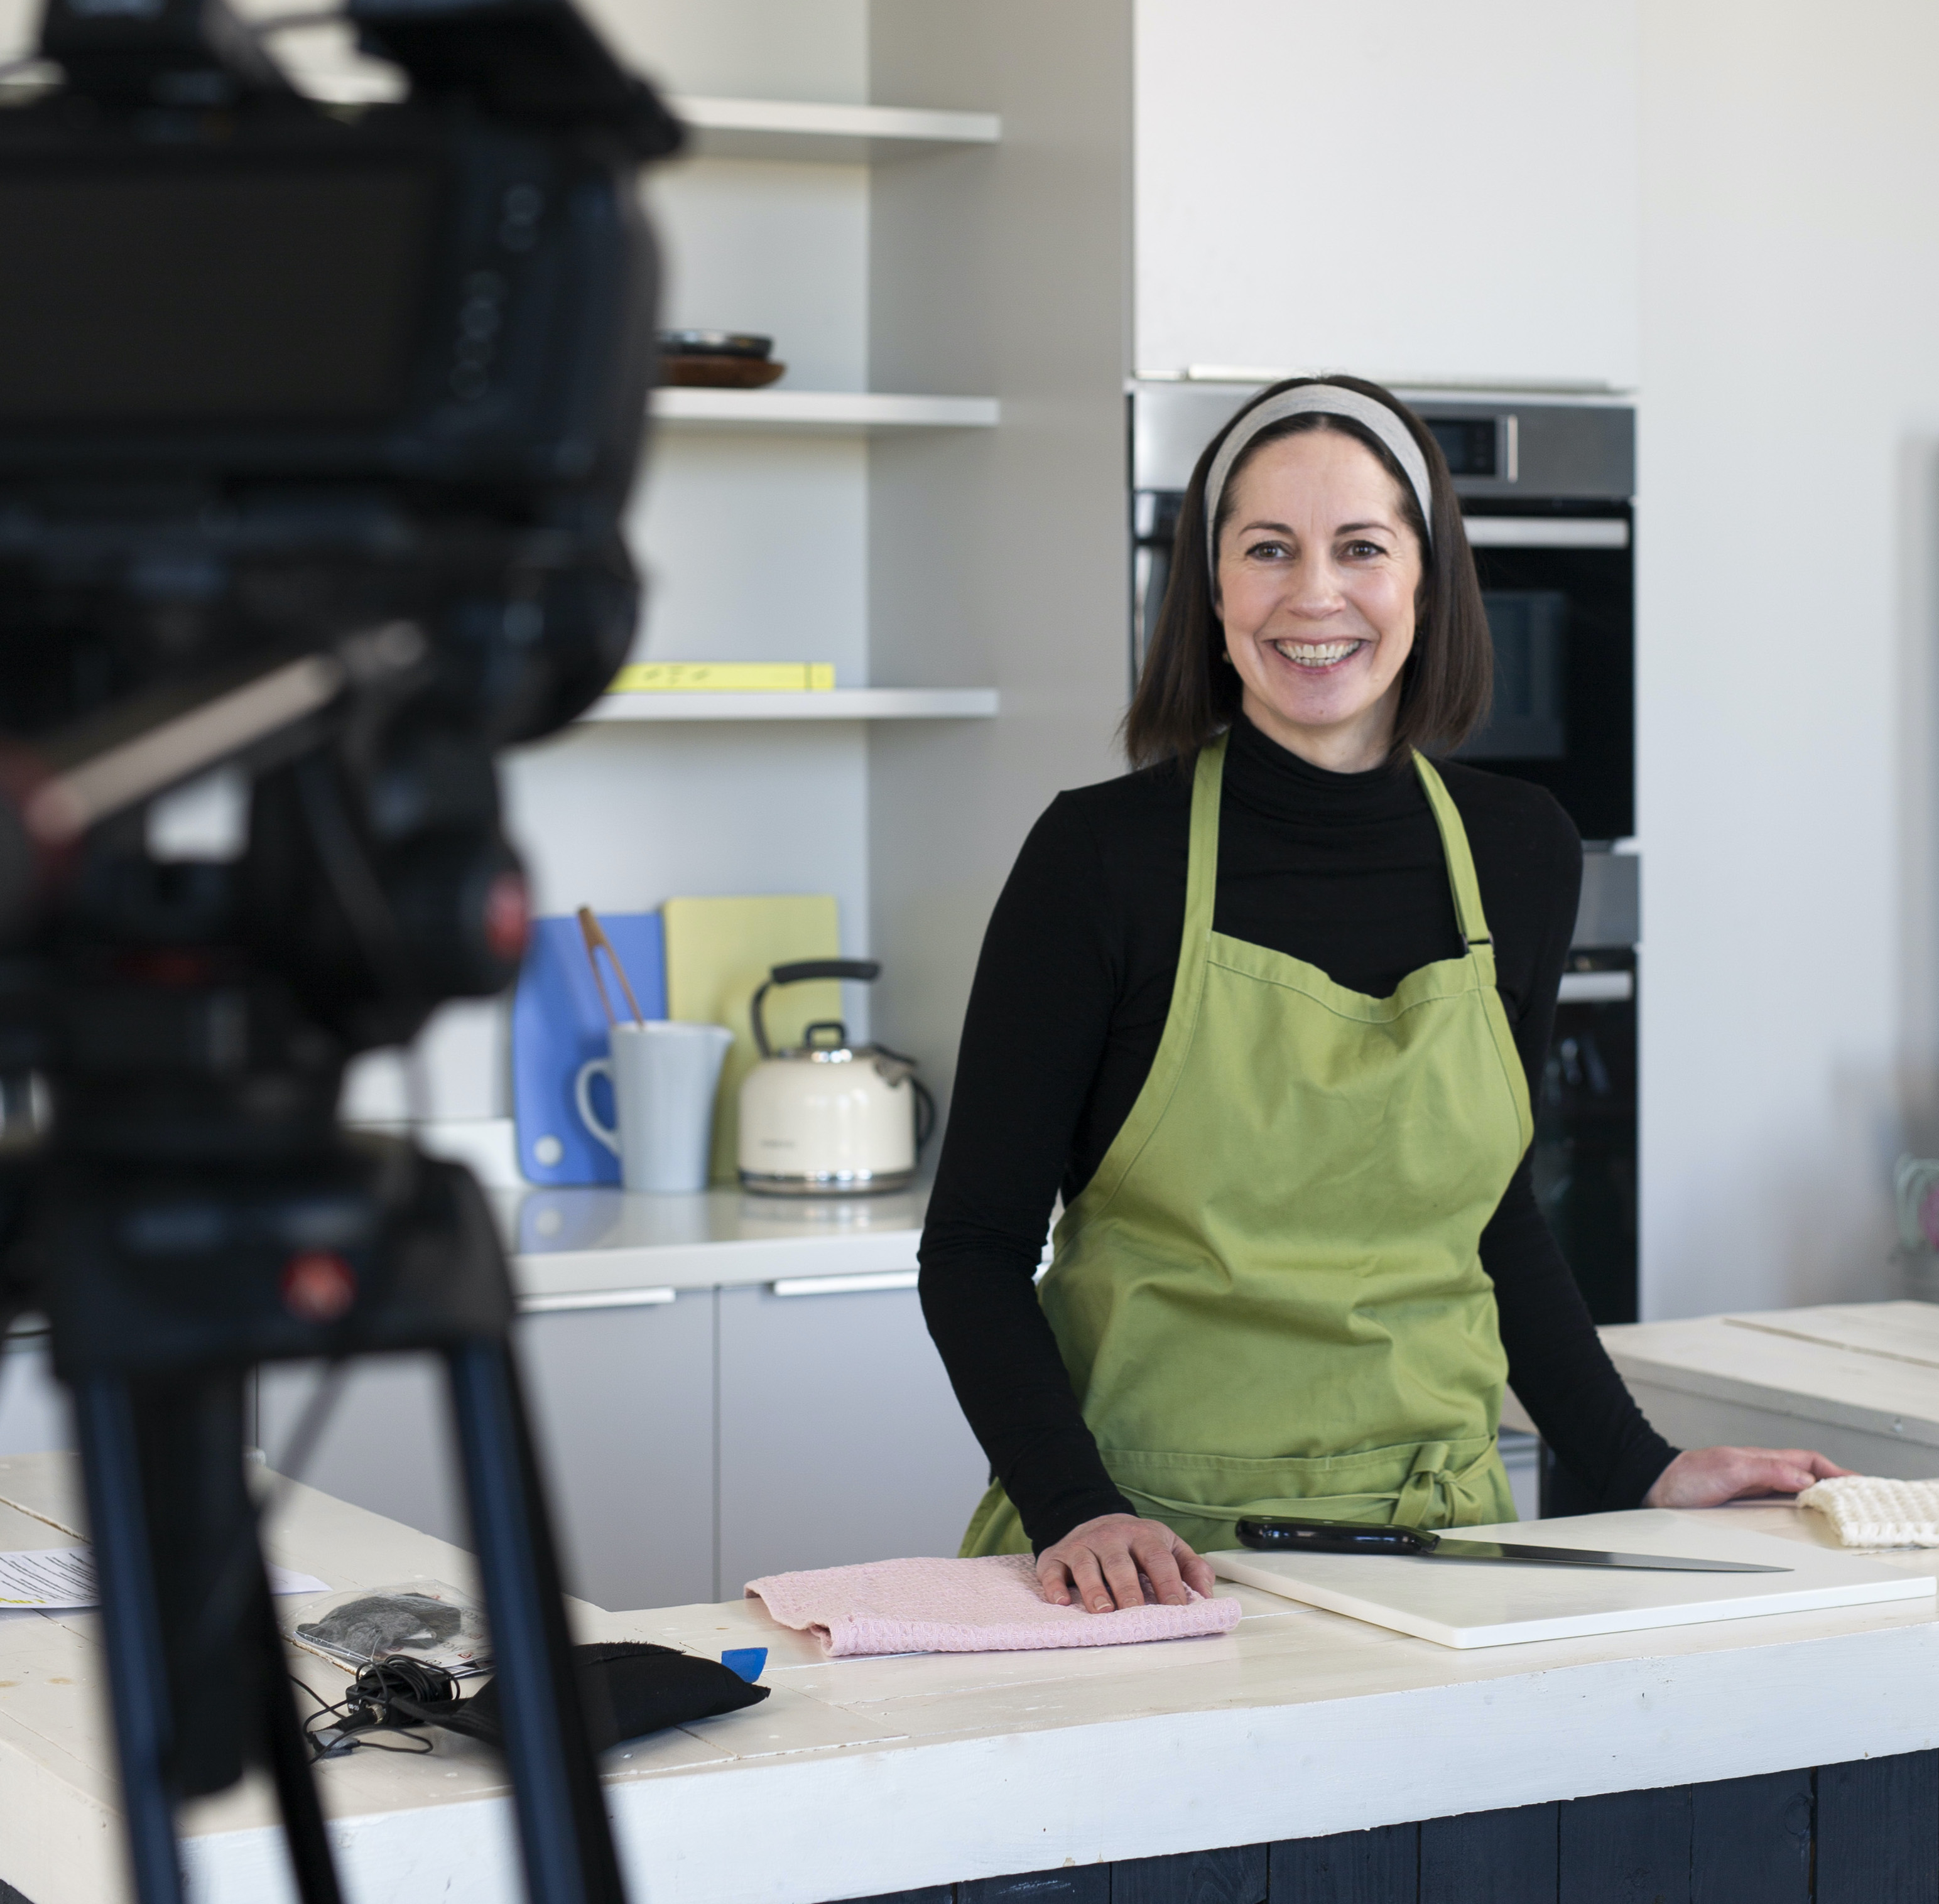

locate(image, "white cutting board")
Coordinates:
1209 1510 1936 1649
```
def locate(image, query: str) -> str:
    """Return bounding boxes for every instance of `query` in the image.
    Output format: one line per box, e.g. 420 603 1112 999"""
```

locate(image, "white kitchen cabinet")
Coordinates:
1603 1304 1939 1481
259 1353 467 1550
254 1264 990 1611
516 1294 716 1611
1134 0 1640 391
260 1295 715 1612
0 1333 68 1457
716 1281 989 1589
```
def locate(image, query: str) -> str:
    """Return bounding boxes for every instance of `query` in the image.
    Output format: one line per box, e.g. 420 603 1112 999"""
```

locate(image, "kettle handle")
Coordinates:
749 959 883 1058
769 958 881 987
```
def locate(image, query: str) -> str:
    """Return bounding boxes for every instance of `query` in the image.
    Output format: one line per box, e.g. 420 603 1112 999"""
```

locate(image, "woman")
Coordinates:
918 376 1848 1616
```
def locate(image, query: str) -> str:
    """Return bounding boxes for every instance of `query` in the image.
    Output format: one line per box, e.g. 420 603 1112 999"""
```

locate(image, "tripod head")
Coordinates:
0 0 679 1874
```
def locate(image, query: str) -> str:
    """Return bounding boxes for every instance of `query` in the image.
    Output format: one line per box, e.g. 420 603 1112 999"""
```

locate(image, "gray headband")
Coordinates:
1203 385 1436 575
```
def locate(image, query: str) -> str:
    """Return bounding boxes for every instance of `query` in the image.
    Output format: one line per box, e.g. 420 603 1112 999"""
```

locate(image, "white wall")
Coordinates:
1636 0 1939 1315
623 432 867 678
1133 0 1641 391
575 0 865 105
864 1 1133 1117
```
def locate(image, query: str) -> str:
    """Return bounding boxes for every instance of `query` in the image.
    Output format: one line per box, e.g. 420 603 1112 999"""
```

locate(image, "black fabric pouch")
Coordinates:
393 1641 768 1751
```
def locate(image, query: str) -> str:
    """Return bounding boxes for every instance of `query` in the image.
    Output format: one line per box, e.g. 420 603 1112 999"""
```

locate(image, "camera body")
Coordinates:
0 0 678 1096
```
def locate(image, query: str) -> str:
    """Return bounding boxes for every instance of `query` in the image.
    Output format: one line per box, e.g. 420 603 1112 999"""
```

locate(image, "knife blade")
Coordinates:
1234 1517 1791 1574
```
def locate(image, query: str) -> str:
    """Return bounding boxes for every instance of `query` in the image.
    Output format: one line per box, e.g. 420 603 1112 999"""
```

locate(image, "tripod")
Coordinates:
0 0 684 1885
23 1125 629 1904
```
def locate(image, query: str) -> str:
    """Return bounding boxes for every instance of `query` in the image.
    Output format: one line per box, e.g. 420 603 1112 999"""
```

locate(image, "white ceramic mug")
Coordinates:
574 1020 733 1193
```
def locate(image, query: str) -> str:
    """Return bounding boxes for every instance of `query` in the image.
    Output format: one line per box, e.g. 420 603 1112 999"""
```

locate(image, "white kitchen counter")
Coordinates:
390 1117 934 1302
2 1451 1935 1904
494 1181 927 1304
1602 1301 1939 1476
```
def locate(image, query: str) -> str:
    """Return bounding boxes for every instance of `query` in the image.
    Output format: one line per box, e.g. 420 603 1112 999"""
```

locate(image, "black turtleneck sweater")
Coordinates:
918 716 1675 1551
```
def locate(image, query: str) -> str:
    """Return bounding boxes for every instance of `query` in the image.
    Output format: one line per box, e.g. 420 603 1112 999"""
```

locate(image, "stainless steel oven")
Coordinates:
1131 384 1640 1321
1544 951 1638 1325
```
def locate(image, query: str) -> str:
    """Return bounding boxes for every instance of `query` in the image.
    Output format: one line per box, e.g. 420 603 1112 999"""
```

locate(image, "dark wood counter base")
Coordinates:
840 1748 1938 1904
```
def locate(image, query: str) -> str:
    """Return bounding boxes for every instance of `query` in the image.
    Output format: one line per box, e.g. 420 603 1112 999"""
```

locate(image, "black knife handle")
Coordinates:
1236 1517 1437 1555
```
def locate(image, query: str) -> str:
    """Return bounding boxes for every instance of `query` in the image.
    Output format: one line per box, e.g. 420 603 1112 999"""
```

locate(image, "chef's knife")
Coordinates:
1235 1516 1790 1574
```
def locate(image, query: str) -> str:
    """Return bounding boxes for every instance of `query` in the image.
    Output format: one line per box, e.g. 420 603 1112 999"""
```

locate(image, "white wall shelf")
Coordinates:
668 94 1000 165
582 687 999 723
651 387 999 433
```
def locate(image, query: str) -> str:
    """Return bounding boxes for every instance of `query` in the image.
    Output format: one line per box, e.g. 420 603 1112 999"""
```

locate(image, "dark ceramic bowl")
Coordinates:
660 357 787 388
656 329 773 360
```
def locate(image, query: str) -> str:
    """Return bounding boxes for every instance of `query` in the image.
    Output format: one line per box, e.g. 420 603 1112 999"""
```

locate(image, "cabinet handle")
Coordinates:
769 1271 919 1298
1462 516 1629 550
1558 970 1634 1003
519 1287 677 1315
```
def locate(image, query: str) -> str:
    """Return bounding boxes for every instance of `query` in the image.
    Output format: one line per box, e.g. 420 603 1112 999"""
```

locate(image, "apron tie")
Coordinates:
1092 1435 1509 1540
1392 1441 1455 1528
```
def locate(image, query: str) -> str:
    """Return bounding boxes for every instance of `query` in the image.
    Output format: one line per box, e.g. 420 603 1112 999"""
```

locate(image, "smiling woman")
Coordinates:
1125 374 1492 773
918 376 1849 1621
1216 428 1426 771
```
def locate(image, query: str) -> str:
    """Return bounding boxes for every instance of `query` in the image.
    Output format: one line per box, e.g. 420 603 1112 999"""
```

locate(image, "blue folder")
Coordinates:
511 912 667 1185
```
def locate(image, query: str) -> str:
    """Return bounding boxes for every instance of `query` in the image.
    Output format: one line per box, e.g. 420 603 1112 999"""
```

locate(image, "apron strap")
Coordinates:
1200 737 1491 948
1187 735 1227 939
1411 754 1493 947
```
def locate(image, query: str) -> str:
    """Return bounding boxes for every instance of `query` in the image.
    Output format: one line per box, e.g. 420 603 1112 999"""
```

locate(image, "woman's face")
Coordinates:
1214 427 1425 771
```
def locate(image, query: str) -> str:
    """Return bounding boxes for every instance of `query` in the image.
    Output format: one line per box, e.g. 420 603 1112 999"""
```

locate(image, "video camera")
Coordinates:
0 1 680 1897
0 0 675 1002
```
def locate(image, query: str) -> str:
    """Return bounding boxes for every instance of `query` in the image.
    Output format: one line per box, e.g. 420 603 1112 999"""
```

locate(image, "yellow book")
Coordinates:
609 662 836 694
661 894 842 1184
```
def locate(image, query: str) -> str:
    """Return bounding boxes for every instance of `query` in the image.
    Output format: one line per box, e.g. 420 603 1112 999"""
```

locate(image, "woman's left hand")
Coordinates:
1643 1445 1856 1508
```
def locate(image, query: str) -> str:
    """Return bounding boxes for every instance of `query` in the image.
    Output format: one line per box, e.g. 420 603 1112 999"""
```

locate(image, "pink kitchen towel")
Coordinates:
744 1554 1241 1658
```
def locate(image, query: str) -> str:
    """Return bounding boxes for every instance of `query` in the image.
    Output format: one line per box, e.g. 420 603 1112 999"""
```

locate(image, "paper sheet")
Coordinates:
0 1547 328 1611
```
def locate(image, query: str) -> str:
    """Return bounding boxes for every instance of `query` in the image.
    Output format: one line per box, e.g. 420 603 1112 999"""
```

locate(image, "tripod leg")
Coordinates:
253 1568 344 1904
447 1338 627 1904
73 1373 186 1904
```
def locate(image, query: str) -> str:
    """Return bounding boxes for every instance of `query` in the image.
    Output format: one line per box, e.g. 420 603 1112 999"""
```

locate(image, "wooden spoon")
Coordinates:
576 906 646 1027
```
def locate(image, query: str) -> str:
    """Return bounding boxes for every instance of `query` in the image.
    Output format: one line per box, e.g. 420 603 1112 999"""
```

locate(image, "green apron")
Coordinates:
962 733 1533 1559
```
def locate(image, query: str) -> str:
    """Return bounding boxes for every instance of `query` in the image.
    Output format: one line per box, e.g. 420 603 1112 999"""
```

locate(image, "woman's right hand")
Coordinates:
1036 1512 1217 1612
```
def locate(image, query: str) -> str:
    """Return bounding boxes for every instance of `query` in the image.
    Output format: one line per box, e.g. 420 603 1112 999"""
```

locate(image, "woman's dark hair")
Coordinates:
1122 374 1492 770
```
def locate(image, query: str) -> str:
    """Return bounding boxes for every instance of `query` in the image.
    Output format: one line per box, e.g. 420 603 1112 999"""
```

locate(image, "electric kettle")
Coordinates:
737 959 935 1196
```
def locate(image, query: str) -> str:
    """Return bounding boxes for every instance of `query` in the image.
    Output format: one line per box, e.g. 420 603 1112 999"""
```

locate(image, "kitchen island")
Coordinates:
0 1451 1933 1904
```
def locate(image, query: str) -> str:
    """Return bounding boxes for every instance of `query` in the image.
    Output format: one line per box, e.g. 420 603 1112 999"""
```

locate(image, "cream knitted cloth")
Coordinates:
745 1554 1241 1658
1798 1476 1939 1547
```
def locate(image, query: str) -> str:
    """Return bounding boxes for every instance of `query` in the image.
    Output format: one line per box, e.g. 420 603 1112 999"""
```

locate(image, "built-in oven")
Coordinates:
1131 384 1640 1323
1543 950 1638 1327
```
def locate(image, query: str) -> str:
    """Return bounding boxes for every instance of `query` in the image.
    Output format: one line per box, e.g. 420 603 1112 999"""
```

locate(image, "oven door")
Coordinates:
1455 509 1634 843
1536 956 1638 1326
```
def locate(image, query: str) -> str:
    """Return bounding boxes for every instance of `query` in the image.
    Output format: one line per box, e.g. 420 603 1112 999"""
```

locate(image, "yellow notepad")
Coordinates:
661 894 842 1184
609 663 836 693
